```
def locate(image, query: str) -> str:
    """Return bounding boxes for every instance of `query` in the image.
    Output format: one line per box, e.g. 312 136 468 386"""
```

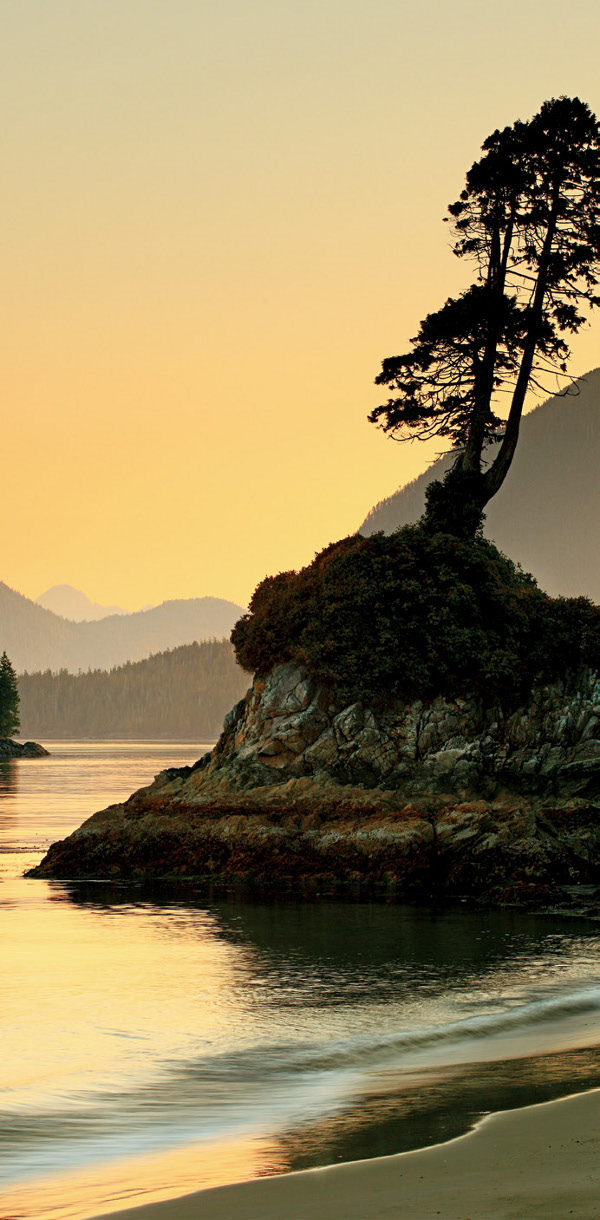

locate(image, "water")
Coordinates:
2 743 600 1220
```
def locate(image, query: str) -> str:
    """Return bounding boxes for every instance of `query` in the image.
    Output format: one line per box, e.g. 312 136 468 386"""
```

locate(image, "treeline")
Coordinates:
18 640 250 740
0 651 20 737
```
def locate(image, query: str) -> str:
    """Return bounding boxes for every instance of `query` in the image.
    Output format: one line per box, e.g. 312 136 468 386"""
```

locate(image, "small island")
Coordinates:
28 529 600 911
0 650 48 758
28 97 600 914
0 738 49 759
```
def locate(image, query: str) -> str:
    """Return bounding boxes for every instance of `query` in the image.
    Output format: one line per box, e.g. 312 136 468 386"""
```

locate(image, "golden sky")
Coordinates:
3 0 600 610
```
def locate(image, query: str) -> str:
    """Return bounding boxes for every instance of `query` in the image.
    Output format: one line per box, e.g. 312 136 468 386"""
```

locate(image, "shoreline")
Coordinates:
90 1087 600 1220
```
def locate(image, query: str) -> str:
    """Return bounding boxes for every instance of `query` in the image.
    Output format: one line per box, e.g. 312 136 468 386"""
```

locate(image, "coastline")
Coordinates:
90 1087 600 1220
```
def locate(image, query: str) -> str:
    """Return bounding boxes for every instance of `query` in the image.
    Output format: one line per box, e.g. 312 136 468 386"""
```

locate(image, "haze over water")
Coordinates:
1 745 600 1219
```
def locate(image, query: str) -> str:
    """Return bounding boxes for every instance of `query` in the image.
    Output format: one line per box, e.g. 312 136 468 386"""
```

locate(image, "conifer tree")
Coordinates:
370 97 600 537
0 652 20 738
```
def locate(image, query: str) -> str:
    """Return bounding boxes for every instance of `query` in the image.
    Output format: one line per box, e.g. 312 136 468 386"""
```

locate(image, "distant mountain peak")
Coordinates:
35 585 129 622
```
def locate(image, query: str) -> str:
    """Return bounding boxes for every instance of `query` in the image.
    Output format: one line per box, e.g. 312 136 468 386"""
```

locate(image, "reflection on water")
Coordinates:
0 1131 278 1220
2 744 600 1220
277 1045 600 1171
0 761 18 849
0 741 212 857
0 760 17 796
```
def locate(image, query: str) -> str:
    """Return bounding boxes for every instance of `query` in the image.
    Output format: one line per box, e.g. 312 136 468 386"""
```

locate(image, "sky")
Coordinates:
3 0 600 611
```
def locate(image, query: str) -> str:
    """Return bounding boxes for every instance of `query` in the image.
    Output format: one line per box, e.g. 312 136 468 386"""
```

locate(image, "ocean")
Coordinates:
2 742 600 1219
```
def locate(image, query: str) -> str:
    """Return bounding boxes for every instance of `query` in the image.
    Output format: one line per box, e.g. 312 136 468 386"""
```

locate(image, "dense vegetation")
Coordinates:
0 652 20 737
18 641 249 740
232 527 600 707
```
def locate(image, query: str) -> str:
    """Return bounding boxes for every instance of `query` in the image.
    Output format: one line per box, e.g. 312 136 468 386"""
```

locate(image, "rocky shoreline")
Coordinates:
27 663 600 910
0 738 49 759
26 787 600 913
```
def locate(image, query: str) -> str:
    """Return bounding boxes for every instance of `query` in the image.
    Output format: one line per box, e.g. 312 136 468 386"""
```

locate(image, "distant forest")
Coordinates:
18 641 250 740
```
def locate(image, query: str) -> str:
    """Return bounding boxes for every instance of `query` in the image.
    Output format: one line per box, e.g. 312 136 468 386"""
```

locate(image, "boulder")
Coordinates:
0 738 49 758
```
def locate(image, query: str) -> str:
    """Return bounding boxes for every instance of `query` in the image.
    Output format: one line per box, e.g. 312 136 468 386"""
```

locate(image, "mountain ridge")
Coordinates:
0 582 245 673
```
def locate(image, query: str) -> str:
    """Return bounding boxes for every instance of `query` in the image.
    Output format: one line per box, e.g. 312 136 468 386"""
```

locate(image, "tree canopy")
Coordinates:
232 527 600 706
369 97 600 536
0 652 20 738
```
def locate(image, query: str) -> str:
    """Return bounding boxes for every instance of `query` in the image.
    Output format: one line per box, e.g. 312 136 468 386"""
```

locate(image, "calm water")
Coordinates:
2 743 600 1220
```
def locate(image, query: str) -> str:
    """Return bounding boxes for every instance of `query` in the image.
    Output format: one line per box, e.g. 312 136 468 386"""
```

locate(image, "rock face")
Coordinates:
28 664 600 907
0 738 49 759
198 663 600 802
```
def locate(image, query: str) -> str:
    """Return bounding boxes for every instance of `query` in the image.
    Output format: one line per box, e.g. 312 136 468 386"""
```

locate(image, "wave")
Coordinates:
169 983 600 1085
3 983 600 1185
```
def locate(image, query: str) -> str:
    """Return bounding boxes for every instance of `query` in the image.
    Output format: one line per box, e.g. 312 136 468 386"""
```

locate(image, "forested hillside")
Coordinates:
360 370 600 601
18 641 250 740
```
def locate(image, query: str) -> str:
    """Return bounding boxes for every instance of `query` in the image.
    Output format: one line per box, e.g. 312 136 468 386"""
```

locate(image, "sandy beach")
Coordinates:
90 1087 600 1220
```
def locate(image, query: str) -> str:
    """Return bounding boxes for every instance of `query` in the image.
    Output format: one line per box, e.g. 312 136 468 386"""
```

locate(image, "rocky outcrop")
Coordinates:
0 738 49 758
27 664 600 907
27 786 600 910
192 663 600 802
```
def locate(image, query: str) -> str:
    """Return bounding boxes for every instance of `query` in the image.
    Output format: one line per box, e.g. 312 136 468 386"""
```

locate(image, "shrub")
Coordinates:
232 526 600 706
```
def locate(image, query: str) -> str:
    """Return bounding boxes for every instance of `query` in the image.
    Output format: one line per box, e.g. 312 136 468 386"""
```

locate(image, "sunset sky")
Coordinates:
3 0 600 611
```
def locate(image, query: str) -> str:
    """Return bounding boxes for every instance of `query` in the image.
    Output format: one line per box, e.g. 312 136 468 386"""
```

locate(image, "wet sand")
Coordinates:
92 1086 600 1220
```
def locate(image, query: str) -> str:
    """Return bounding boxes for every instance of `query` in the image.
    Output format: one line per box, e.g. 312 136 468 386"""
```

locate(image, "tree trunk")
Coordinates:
481 194 559 504
423 193 559 538
460 208 515 477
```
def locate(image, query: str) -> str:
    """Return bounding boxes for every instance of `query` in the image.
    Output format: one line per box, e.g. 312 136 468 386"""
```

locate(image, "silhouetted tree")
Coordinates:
0 652 20 738
369 97 600 536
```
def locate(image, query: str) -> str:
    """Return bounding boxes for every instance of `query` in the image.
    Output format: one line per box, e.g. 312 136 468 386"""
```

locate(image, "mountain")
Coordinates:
0 584 245 673
360 368 600 602
18 641 250 740
35 585 130 621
